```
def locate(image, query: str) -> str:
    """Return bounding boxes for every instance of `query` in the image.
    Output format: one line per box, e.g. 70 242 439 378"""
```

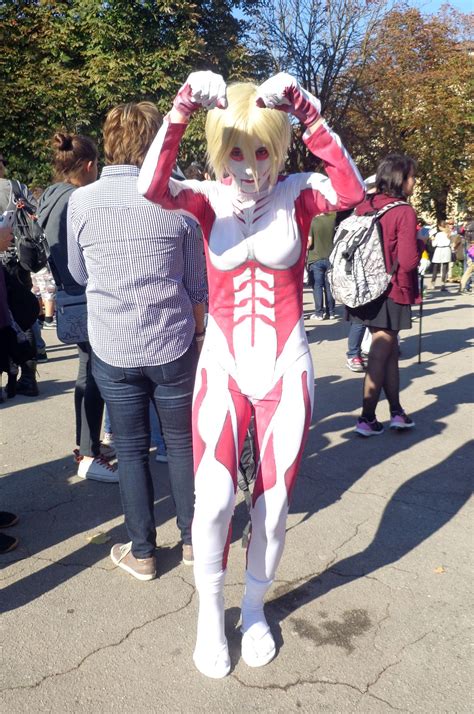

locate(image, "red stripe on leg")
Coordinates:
228 375 252 458
284 371 312 503
192 368 207 475
214 411 238 490
222 521 233 571
251 378 283 506
252 432 276 506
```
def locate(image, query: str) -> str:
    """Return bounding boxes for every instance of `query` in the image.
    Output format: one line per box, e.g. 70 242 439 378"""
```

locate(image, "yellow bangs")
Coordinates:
205 82 291 185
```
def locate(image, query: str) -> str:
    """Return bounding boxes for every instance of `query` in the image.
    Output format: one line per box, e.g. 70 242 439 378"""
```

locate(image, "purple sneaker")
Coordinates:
390 412 415 430
355 416 384 437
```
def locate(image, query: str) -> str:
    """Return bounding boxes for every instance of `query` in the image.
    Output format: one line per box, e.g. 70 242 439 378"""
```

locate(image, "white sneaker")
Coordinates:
77 456 119 483
309 313 325 321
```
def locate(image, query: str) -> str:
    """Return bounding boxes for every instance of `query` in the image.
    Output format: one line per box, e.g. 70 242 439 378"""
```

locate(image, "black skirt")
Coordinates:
346 295 412 331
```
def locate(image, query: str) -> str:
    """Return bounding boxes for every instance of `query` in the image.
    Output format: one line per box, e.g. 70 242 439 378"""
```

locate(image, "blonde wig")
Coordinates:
205 82 291 186
103 102 162 167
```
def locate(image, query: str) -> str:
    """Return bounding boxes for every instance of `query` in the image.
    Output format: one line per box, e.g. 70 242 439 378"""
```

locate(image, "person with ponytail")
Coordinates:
38 133 118 483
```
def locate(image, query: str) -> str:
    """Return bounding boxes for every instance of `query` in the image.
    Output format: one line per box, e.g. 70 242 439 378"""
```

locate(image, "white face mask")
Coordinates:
225 145 272 194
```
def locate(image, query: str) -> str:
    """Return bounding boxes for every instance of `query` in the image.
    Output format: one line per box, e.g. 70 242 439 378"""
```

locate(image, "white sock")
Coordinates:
240 572 276 667
241 571 273 639
195 569 226 652
193 569 230 678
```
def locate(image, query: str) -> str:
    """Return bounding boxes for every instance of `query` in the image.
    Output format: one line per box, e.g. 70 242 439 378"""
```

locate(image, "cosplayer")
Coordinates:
138 71 364 678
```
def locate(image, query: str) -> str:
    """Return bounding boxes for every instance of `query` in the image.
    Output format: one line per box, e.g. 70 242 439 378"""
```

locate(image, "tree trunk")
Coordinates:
433 187 449 222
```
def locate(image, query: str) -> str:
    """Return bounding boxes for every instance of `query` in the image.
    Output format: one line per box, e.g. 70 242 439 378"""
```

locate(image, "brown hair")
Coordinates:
103 102 162 167
52 133 98 182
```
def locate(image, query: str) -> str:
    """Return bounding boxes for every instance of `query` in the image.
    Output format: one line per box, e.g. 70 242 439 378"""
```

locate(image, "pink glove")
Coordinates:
256 72 321 128
172 71 227 119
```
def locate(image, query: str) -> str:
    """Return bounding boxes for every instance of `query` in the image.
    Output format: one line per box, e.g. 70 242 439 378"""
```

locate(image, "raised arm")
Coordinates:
256 73 365 217
137 72 227 224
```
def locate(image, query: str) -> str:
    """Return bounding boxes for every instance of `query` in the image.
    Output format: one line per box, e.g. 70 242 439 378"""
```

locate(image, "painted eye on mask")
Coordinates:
255 147 269 161
229 147 244 161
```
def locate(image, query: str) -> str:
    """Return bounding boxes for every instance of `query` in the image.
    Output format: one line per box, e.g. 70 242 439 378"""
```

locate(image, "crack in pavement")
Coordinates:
231 669 365 698
273 515 385 600
0 575 195 694
19 495 75 514
363 630 435 710
371 601 391 647
231 671 406 712
333 518 370 557
347 487 464 517
365 685 407 711
31 555 110 571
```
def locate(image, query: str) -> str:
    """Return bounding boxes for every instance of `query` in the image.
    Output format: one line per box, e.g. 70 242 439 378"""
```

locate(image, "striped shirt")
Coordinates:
67 165 206 368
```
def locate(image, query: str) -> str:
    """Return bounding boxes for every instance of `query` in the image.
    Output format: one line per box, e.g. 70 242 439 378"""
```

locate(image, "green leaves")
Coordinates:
0 0 257 185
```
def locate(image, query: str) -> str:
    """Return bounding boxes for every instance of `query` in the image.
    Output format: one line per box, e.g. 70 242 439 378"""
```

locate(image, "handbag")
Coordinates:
56 289 88 344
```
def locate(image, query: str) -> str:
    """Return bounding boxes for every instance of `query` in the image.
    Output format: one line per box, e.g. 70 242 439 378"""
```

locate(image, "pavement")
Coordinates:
0 286 472 713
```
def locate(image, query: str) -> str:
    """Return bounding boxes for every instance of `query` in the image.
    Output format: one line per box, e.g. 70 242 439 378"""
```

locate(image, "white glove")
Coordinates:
172 71 227 118
255 72 321 127
418 257 430 276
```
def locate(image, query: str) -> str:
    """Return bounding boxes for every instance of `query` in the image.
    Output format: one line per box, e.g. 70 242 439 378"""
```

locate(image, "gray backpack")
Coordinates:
328 202 406 308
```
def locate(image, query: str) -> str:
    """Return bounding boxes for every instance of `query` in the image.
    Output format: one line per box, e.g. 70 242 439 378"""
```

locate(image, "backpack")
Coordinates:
9 180 50 273
328 202 406 308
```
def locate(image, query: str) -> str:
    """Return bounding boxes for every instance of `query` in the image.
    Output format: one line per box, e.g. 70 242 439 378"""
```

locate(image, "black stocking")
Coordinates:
362 329 399 420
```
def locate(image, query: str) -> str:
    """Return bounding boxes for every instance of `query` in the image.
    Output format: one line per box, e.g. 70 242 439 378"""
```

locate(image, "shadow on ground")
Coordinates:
1 306 472 619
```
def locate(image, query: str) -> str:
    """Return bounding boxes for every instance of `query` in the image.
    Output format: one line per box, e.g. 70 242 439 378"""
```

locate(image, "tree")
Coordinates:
245 0 391 172
0 0 264 186
344 8 473 221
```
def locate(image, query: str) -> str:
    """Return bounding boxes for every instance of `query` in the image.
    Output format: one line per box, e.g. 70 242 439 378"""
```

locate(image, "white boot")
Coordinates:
193 569 230 678
241 572 276 667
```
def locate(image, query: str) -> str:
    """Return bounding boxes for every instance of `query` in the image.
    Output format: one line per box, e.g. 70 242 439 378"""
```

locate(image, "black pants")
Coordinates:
75 342 104 457
431 262 448 285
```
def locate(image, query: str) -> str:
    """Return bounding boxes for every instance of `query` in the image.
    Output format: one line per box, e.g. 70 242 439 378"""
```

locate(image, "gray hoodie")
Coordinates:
37 182 84 294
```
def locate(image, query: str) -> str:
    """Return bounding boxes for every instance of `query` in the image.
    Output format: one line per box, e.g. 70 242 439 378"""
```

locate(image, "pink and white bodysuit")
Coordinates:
138 86 364 676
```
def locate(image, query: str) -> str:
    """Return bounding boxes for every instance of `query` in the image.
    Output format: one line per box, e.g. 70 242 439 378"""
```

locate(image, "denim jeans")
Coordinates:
32 320 46 353
105 402 166 450
92 343 197 557
103 405 112 435
310 258 335 316
347 322 366 358
150 403 166 450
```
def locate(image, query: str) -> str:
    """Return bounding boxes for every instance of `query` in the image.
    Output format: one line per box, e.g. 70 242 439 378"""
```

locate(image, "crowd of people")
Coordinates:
1 71 472 678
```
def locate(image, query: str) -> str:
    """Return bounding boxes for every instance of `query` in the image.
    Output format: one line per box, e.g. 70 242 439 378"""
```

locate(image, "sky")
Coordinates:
410 0 472 13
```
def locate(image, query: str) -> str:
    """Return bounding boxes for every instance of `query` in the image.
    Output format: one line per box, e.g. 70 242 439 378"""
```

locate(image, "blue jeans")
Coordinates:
150 403 166 450
104 405 112 435
310 259 335 316
32 320 46 353
347 322 365 358
105 402 166 450
92 343 197 557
